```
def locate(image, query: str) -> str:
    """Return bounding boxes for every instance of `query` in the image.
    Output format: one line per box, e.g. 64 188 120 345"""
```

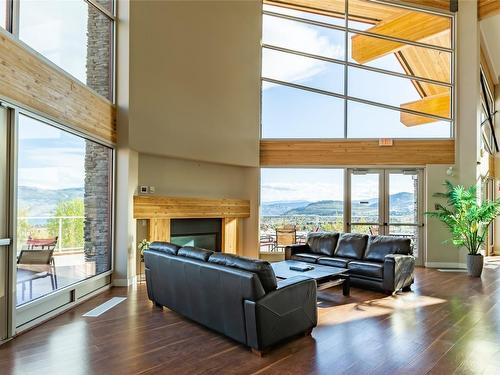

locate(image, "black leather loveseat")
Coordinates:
285 232 415 294
144 242 317 354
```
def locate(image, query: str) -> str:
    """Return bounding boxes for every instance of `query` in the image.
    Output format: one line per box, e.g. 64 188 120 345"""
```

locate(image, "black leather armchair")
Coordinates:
244 275 317 353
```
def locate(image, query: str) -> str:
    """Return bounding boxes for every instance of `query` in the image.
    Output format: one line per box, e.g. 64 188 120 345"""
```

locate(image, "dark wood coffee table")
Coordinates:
272 260 350 296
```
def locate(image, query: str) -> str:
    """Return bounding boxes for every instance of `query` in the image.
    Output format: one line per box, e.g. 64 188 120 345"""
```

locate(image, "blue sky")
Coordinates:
18 114 85 190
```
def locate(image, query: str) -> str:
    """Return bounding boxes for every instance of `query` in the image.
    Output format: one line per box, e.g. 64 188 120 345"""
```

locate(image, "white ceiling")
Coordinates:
480 14 500 84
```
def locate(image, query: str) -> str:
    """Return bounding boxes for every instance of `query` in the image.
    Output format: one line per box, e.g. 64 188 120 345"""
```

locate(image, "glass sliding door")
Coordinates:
16 113 113 307
348 170 383 235
386 170 423 263
0 106 11 341
348 169 423 264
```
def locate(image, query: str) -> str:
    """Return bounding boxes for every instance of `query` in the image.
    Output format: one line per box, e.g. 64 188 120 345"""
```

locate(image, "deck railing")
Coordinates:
17 216 85 252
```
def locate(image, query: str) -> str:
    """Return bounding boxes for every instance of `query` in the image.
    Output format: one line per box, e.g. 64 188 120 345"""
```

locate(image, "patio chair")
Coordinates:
26 236 58 251
17 248 58 301
274 226 297 252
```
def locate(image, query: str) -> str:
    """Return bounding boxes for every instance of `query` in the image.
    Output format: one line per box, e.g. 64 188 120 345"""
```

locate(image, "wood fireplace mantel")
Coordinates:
133 195 251 254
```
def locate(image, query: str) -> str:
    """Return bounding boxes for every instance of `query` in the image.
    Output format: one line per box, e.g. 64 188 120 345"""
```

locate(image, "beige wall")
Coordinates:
129 0 261 167
138 153 260 258
424 0 481 268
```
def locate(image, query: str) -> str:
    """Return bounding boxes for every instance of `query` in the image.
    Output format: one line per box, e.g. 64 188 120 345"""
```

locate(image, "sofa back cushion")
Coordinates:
178 246 214 262
209 253 277 292
364 236 412 262
306 232 340 256
335 233 368 259
149 241 181 256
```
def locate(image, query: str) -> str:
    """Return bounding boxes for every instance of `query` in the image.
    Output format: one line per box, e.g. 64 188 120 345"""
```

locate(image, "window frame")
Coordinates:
5 0 116 103
261 0 456 140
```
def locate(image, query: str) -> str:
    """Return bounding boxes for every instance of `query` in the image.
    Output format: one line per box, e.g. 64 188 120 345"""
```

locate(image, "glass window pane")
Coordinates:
0 0 6 29
19 0 113 100
348 0 451 48
347 100 451 138
260 168 344 252
263 14 345 60
388 225 419 257
16 114 112 306
351 173 380 224
262 84 344 138
348 66 451 119
263 48 344 94
348 32 451 84
388 173 418 224
263 3 345 27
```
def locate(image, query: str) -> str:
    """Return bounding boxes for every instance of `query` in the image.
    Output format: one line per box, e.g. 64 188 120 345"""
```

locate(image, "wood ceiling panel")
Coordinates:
351 12 450 64
479 0 500 20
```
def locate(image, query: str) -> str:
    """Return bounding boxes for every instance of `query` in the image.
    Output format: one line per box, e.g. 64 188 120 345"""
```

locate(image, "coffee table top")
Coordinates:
271 260 347 282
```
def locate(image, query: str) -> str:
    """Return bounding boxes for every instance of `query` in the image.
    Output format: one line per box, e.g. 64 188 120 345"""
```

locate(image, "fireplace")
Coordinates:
170 218 222 252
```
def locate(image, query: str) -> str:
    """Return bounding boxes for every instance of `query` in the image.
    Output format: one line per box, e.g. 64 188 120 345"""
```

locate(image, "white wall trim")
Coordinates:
112 276 137 287
425 262 466 269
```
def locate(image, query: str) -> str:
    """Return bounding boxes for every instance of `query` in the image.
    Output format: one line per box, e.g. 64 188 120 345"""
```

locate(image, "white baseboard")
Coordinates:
425 262 466 269
112 275 137 287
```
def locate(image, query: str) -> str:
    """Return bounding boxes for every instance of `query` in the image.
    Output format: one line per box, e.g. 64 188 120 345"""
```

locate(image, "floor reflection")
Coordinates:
16 253 97 306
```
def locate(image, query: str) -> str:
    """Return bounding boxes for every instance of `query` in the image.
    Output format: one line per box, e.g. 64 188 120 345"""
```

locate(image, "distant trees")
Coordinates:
47 198 84 249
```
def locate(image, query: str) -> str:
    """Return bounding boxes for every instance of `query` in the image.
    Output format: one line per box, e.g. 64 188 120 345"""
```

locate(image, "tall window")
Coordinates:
16 113 113 306
18 0 114 100
260 169 344 251
261 0 454 139
0 0 7 29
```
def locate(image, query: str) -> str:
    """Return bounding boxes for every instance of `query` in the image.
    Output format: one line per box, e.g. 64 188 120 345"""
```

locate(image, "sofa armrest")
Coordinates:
284 244 311 260
244 276 317 350
383 254 415 293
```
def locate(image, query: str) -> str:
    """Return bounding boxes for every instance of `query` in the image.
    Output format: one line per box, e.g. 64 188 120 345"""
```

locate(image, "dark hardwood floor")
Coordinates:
2 261 500 374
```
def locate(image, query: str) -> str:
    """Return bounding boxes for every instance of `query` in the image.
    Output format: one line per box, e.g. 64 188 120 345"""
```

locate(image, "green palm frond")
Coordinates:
426 180 500 255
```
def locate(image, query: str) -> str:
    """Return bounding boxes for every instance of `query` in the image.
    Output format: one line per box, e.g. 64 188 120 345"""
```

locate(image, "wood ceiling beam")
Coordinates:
479 0 500 20
351 12 450 64
260 140 455 166
400 92 450 126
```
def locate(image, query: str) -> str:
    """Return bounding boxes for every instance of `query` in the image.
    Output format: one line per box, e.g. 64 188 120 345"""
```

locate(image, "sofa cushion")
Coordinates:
306 232 340 256
291 253 322 264
317 256 351 269
364 236 412 262
348 260 384 279
148 241 181 256
335 233 369 259
178 246 213 262
208 253 277 292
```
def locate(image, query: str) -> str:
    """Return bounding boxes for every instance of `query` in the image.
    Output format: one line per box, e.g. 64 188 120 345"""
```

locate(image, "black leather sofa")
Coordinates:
144 242 317 354
285 232 415 294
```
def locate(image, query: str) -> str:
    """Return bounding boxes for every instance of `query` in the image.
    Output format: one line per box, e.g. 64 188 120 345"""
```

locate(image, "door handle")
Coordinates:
0 238 11 246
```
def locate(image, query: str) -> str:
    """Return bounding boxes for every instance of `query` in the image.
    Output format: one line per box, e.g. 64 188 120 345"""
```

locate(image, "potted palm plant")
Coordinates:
426 181 500 277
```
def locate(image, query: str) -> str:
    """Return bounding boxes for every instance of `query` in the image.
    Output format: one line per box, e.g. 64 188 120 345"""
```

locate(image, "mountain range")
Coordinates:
18 186 84 217
262 192 414 216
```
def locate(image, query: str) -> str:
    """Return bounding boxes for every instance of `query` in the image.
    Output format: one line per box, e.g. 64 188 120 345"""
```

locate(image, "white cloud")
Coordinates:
262 16 343 89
